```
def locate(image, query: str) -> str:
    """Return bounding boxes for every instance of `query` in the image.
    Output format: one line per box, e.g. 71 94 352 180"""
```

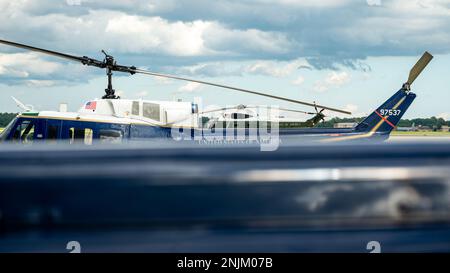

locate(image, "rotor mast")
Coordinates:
102 50 117 99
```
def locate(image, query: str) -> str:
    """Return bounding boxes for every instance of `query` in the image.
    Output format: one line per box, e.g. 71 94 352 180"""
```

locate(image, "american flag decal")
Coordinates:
85 101 97 110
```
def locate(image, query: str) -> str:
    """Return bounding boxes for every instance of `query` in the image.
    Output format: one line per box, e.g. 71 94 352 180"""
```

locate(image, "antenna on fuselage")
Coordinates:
11 96 33 112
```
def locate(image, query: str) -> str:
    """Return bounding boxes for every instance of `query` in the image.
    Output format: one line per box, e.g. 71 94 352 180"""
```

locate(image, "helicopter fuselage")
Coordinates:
0 88 417 145
0 110 363 145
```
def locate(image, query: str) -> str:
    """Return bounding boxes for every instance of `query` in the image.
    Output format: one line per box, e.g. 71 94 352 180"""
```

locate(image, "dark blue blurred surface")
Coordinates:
1 141 450 252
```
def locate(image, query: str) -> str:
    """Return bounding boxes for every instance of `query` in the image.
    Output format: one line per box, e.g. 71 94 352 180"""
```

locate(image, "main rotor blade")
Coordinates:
200 106 241 114
0 39 351 115
201 106 314 115
280 107 316 115
407 51 433 85
134 69 351 115
0 39 85 62
0 39 107 68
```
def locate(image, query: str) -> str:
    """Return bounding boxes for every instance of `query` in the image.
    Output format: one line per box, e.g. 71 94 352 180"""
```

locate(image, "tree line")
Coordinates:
0 113 18 127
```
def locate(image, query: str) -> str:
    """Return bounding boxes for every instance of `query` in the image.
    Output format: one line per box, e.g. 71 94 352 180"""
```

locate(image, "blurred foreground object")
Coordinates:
1 141 450 252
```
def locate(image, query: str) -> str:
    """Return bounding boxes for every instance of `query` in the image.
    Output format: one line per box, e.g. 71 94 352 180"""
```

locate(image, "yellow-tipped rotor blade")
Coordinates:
407 51 433 86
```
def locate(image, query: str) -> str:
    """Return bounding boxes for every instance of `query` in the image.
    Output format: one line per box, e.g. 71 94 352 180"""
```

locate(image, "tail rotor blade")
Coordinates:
407 51 433 86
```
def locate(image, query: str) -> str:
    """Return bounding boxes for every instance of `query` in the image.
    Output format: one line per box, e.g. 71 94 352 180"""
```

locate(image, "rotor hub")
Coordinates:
402 82 411 92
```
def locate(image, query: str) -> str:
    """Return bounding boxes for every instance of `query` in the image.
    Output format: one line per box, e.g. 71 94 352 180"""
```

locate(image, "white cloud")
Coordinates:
245 59 310 77
178 82 202 92
0 52 96 85
437 112 450 120
105 16 213 56
344 104 358 113
103 14 291 57
366 0 382 6
116 90 126 97
330 103 360 118
0 7 291 60
174 62 243 77
136 90 149 97
314 71 351 92
313 81 329 93
173 58 312 78
336 1 450 52
1 0 449 74
254 0 350 7
0 53 61 77
66 0 82 6
205 26 291 55
25 79 56 87
388 0 450 16
153 77 173 85
326 71 350 85
0 0 448 116
291 75 305 85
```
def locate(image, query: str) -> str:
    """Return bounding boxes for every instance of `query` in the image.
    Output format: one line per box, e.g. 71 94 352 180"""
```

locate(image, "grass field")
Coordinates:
391 131 450 137
0 128 3 133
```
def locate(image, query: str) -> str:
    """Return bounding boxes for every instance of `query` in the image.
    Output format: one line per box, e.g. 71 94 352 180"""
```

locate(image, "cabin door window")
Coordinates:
47 126 58 139
99 129 123 143
46 120 63 142
132 101 140 116
69 127 93 145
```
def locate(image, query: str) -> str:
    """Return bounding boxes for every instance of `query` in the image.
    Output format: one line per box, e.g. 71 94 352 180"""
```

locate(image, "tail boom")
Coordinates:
354 89 416 135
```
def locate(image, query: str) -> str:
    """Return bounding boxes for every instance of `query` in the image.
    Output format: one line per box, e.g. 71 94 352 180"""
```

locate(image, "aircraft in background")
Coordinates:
201 104 326 130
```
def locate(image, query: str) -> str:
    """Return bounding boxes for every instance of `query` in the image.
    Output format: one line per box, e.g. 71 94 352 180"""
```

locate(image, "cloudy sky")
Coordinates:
0 0 449 119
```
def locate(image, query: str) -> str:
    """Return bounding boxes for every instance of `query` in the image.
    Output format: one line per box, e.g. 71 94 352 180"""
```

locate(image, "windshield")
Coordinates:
0 117 17 141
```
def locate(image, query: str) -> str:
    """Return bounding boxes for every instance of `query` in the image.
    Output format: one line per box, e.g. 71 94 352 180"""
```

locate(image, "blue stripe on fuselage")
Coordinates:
5 116 387 143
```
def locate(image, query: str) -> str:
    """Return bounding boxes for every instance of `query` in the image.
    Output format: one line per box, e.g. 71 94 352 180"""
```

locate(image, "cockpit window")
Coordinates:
143 102 160 121
20 121 35 142
9 119 35 143
0 117 17 141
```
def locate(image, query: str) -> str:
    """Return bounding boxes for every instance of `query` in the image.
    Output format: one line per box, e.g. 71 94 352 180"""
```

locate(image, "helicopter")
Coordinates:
0 39 433 144
200 103 326 130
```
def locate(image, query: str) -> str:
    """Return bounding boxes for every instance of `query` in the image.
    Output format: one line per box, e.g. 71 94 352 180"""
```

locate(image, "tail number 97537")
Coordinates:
380 109 401 116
